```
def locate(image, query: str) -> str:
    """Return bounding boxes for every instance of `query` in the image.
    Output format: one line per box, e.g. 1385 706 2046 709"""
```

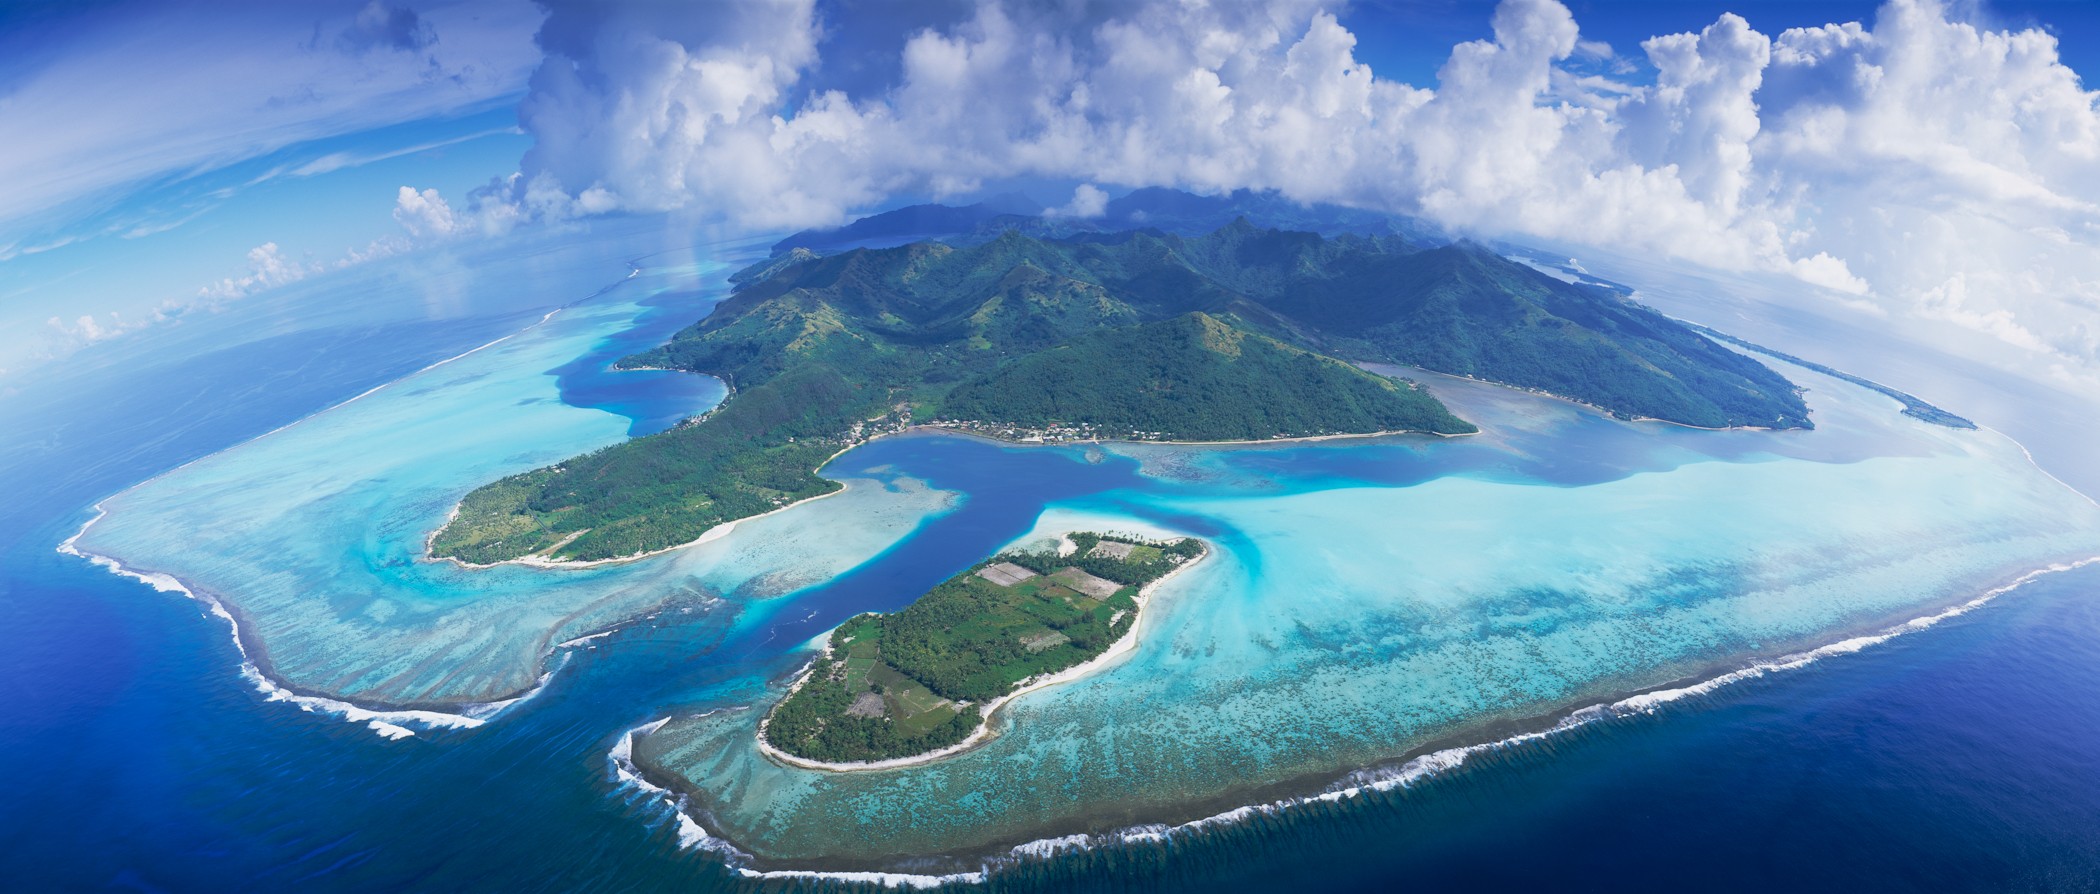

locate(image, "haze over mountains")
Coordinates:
741 213 1811 429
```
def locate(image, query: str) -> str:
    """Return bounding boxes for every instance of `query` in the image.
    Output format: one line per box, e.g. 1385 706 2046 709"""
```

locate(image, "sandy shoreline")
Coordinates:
424 371 1785 576
752 539 1213 773
622 551 2100 886
422 435 864 571
425 483 855 572
422 417 1465 574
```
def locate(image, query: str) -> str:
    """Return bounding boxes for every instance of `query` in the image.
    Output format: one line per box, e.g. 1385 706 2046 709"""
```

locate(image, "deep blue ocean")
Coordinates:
6 226 2100 891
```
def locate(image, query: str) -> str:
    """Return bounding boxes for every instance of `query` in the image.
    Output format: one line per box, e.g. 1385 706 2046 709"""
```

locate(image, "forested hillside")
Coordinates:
940 313 1472 440
431 220 1807 564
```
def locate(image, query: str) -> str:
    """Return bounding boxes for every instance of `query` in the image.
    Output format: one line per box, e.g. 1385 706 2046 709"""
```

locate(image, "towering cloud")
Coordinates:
495 0 2100 374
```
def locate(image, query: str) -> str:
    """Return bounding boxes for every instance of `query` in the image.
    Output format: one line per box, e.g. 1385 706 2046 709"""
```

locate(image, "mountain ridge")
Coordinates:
429 220 1807 564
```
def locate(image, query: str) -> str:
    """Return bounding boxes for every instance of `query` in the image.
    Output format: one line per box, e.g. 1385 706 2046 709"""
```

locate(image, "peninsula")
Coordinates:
430 220 1812 565
760 533 1205 767
1678 322 1977 429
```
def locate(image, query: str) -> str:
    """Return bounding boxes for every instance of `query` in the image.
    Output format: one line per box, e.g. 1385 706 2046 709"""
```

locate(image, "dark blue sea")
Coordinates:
6 225 2100 891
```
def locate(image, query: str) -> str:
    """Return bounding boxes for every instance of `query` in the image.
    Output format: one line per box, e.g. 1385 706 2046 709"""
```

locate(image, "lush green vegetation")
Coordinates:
1251 236 1814 429
427 362 883 564
431 219 1809 563
762 533 1202 764
940 313 1474 439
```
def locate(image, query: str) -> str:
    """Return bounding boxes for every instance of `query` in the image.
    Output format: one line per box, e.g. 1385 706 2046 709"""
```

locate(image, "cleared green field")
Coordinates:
842 657 875 691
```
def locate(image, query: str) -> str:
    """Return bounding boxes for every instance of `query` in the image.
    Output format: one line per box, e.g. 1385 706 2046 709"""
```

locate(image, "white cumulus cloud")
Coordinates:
479 0 2100 373
200 242 319 301
1047 184 1109 219
392 186 461 239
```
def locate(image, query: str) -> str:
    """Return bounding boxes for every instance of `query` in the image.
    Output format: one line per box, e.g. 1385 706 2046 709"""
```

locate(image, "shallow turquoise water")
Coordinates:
73 258 958 712
67 242 2100 875
638 364 2100 869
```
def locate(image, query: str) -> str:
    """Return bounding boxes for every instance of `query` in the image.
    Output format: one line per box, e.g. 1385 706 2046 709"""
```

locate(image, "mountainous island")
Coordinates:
429 217 1810 565
760 533 1205 766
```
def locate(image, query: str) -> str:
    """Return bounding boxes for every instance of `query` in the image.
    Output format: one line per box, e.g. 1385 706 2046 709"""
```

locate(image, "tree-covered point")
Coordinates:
762 533 1203 765
430 218 1809 564
1678 321 1976 429
426 361 883 565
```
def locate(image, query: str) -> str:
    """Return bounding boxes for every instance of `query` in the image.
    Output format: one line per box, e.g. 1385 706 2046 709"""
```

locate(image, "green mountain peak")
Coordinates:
432 221 1808 564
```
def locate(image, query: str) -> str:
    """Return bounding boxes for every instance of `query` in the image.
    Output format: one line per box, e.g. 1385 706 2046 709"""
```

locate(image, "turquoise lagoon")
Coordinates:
71 251 2100 875
635 364 2100 870
70 258 958 719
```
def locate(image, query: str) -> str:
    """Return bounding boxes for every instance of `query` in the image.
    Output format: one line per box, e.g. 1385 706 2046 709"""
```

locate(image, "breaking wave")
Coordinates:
59 508 556 739
612 554 2100 886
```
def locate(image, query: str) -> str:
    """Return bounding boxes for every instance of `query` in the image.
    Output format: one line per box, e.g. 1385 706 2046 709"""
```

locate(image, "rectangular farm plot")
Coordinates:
868 663 956 727
976 561 1038 587
868 664 961 737
1085 538 1161 564
894 704 961 738
1051 567 1126 600
1020 630 1071 653
1087 539 1136 560
842 656 876 691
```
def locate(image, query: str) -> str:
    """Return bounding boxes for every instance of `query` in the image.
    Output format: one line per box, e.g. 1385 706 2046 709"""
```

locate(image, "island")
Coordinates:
430 219 1813 565
759 533 1206 767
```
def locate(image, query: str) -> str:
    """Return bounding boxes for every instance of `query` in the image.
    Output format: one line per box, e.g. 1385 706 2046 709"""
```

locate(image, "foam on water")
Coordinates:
67 256 963 715
608 718 1001 889
633 358 2100 869
59 229 2100 876
624 549 2100 886
60 510 508 737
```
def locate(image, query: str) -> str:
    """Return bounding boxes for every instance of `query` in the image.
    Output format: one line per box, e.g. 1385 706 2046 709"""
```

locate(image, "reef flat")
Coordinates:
69 261 962 714
70 249 2100 878
631 357 2100 871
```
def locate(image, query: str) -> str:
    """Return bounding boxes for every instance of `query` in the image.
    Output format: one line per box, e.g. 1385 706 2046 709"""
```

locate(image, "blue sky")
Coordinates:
3 0 2098 387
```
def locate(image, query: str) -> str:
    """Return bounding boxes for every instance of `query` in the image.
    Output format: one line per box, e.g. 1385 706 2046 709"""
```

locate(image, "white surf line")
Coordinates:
609 714 989 889
59 508 561 739
616 412 2100 881
556 630 619 649
54 266 669 737
616 552 2100 885
609 721 711 853
606 716 779 865
1026 553 2100 857
1983 423 2100 510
